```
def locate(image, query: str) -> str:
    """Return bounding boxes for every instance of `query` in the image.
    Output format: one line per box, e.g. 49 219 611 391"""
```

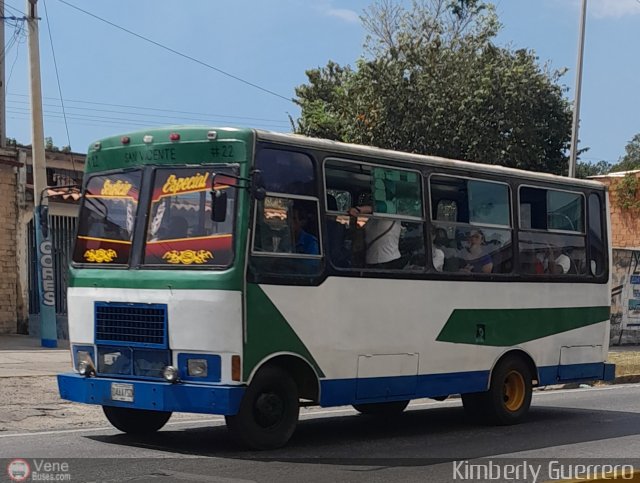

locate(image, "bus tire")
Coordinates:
226 365 299 450
353 400 409 416
102 406 172 434
463 356 532 425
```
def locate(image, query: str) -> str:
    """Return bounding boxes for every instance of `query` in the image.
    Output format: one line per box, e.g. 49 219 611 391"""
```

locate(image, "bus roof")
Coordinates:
256 129 606 191
88 126 605 191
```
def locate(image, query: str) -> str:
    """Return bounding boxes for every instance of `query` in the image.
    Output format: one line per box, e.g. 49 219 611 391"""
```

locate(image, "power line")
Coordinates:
1 1 27 18
9 93 289 125
6 21 25 88
55 0 294 104
7 102 290 129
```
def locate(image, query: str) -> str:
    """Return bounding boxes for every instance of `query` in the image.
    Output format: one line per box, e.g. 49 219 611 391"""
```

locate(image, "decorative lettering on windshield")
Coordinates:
101 180 133 197
144 168 236 267
84 248 118 263
162 172 209 195
73 171 141 265
162 249 214 265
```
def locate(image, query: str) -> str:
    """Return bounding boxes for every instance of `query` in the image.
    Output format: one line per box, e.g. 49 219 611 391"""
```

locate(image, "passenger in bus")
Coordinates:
546 249 572 274
461 229 493 273
326 195 350 266
431 230 445 272
349 197 402 269
292 206 319 255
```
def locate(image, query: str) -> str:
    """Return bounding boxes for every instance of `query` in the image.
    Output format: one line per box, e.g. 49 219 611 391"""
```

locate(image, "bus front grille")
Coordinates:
95 302 168 348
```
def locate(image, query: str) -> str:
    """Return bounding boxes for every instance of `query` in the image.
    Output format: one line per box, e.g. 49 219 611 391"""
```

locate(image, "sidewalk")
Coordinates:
0 335 71 377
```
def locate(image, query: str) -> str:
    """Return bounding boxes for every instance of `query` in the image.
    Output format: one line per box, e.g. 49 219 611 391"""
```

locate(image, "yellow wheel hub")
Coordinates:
503 370 525 412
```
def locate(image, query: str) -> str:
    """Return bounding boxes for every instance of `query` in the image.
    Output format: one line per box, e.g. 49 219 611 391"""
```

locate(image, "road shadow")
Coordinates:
85 402 640 467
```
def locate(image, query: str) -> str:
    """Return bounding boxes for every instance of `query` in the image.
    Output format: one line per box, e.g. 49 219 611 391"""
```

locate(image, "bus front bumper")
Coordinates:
57 373 245 416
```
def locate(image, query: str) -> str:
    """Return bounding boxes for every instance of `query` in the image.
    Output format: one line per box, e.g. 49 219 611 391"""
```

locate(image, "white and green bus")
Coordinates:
58 126 614 449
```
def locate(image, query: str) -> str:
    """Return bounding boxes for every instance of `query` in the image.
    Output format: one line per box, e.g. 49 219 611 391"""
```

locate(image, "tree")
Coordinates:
610 133 640 172
293 0 573 175
576 160 612 179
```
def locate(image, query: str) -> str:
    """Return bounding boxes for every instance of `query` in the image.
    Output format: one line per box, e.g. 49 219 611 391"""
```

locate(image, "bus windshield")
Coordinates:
73 171 141 264
144 167 236 267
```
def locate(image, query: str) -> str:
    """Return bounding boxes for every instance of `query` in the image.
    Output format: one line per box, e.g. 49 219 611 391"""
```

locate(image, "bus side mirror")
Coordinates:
210 189 228 223
251 170 266 201
253 187 266 201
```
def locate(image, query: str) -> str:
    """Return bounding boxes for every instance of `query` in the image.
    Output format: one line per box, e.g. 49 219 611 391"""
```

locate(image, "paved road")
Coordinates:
2 384 640 482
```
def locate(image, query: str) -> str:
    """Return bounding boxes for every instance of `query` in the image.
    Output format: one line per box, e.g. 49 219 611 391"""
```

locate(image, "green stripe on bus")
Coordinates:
244 284 325 380
436 306 610 346
68 267 244 290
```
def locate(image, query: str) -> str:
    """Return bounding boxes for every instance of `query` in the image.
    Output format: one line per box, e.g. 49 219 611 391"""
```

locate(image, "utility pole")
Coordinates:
568 0 587 178
27 0 57 347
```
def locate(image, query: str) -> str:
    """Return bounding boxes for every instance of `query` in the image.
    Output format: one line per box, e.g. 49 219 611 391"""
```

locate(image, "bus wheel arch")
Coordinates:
226 363 300 449
463 349 537 425
247 353 320 403
489 349 539 389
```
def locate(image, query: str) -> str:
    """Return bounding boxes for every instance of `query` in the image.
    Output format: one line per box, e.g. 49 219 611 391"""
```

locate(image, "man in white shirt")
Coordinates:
349 204 403 269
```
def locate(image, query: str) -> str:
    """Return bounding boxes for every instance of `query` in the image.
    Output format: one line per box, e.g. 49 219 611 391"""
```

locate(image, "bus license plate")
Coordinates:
111 383 134 402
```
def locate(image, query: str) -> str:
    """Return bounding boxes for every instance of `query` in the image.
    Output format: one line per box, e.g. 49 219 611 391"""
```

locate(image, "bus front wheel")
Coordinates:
353 400 409 416
102 406 172 434
226 365 299 450
462 356 532 425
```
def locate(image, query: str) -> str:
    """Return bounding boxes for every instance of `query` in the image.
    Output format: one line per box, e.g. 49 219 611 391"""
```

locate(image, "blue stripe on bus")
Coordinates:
57 373 244 415
319 362 614 407
58 362 614 415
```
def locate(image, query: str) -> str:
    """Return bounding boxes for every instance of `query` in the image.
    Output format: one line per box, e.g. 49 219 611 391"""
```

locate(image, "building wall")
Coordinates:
597 172 640 249
0 147 84 336
593 171 640 344
0 162 18 333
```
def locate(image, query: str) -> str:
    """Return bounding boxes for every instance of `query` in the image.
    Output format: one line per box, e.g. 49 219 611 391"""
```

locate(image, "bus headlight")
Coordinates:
75 349 95 376
162 366 179 383
77 360 95 377
187 359 208 377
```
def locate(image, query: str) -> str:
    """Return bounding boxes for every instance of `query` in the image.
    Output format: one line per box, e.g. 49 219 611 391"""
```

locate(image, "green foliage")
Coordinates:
293 0 572 175
576 160 613 179
615 173 640 213
610 133 640 173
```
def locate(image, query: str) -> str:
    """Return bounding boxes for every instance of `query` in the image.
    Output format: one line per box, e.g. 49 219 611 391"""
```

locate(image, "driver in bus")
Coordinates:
292 206 319 255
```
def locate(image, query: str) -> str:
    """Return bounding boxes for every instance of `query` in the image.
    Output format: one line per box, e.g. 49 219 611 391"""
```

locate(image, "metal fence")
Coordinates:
28 215 77 315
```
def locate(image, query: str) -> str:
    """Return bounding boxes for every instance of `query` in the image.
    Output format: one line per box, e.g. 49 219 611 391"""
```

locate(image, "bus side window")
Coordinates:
324 160 425 271
251 196 323 277
518 186 586 276
429 175 512 274
588 193 606 277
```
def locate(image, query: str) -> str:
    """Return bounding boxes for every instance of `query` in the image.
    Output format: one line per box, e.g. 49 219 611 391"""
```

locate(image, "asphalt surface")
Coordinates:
2 384 640 482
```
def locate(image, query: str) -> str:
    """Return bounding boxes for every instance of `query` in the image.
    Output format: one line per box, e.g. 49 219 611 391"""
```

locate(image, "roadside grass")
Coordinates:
608 350 640 381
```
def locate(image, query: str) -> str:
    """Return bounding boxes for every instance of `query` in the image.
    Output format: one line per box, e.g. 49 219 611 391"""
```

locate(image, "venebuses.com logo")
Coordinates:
6 459 30 482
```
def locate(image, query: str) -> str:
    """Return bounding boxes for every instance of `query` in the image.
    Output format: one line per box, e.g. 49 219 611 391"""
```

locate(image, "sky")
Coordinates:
2 0 639 166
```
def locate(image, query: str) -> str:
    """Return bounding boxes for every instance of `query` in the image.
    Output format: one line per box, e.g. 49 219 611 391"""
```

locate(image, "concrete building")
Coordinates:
591 170 640 344
0 145 84 336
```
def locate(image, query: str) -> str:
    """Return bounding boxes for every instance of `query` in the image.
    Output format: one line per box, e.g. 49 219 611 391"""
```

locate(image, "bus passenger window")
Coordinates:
430 175 513 274
518 187 586 276
588 193 606 277
255 149 317 196
251 196 323 276
324 159 425 271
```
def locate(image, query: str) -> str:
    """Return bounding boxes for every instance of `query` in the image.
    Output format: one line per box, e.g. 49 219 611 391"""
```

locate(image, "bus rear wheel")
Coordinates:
226 365 299 450
353 400 409 416
462 356 532 425
102 406 172 434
